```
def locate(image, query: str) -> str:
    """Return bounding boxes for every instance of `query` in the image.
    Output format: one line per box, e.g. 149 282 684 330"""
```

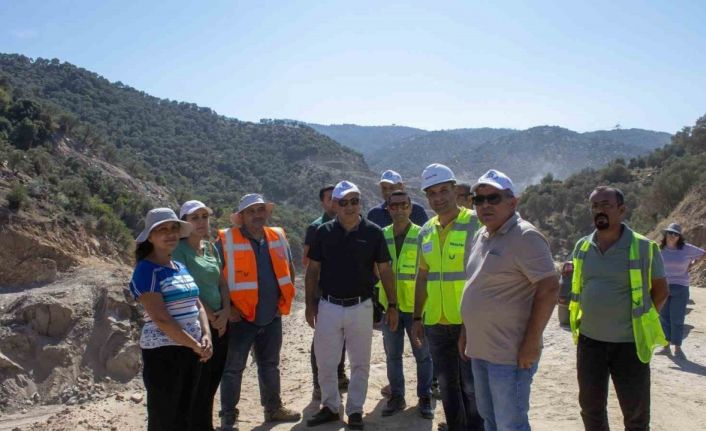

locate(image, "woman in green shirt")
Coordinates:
174 200 230 431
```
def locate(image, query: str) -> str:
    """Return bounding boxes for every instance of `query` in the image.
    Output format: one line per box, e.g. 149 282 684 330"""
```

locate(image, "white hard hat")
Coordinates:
421 163 456 191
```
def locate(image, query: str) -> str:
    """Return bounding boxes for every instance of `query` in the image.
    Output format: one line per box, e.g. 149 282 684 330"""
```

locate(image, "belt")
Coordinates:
322 295 370 307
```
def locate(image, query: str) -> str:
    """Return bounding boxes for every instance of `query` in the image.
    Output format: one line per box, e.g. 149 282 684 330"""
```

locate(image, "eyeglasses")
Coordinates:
472 193 505 206
388 202 410 210
337 197 360 207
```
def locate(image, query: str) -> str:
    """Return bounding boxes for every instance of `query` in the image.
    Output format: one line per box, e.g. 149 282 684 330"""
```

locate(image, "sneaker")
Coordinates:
264 405 301 423
219 409 239 431
338 375 350 392
380 384 392 397
306 406 340 427
348 412 364 430
312 385 321 400
431 380 441 400
381 395 406 417
418 396 434 419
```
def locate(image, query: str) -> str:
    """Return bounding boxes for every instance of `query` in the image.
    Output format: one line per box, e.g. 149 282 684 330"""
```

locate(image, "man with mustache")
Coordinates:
217 194 300 430
460 169 559 431
411 163 483 431
569 186 669 431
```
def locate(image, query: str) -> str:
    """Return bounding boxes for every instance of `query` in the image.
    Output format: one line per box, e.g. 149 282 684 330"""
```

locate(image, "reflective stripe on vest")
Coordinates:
218 226 295 322
569 230 667 363
378 223 422 313
420 208 480 325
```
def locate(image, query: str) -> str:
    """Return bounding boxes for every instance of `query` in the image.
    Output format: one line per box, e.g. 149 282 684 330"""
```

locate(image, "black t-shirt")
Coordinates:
304 213 333 247
308 216 391 299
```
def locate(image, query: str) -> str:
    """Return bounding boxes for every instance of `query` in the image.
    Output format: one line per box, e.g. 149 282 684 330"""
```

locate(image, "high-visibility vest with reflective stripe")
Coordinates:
377 223 422 313
569 230 667 363
419 208 480 325
218 226 295 322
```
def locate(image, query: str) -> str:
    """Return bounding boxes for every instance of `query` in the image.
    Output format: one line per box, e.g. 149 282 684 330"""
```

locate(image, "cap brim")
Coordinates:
379 179 401 184
136 219 192 243
663 228 681 235
238 202 275 214
337 189 360 199
471 180 505 193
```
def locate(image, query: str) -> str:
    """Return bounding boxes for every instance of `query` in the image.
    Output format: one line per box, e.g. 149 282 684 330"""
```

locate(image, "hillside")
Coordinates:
518 115 706 258
0 54 381 269
312 123 670 189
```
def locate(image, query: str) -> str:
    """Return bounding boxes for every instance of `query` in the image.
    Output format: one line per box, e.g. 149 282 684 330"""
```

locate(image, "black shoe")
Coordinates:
418 396 434 419
381 395 406 417
306 407 340 427
437 423 448 431
348 412 364 429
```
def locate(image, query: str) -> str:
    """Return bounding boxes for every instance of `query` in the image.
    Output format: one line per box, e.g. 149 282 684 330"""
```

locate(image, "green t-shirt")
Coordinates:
172 239 224 311
575 225 665 343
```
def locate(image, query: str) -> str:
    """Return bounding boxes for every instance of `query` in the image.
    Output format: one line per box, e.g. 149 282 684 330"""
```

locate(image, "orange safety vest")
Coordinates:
218 226 295 322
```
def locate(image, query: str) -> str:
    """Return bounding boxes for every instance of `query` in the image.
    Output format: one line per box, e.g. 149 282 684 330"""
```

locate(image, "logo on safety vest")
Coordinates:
422 242 433 253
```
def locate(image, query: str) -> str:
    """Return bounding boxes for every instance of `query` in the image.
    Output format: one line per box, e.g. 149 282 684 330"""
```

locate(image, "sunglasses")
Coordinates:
337 197 360 207
472 193 505 206
388 202 410 210
666 232 680 237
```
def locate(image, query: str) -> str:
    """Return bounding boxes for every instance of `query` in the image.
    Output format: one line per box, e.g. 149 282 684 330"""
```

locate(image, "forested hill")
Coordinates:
311 123 671 189
518 115 706 258
0 54 378 265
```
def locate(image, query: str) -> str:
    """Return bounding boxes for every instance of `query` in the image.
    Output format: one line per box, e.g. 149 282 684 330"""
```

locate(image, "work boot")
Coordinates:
431 379 441 400
381 395 406 417
418 396 434 419
348 412 364 429
219 409 239 431
338 375 350 392
312 384 321 400
306 406 340 427
264 405 301 422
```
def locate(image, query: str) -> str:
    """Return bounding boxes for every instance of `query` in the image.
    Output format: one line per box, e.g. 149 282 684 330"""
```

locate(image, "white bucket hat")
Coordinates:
179 200 213 219
136 208 192 243
231 194 275 227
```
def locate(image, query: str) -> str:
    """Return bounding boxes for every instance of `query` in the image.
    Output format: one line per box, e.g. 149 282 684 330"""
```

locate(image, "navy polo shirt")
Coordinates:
366 201 429 228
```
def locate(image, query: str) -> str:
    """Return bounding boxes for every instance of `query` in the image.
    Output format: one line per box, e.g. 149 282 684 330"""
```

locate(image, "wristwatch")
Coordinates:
387 303 398 310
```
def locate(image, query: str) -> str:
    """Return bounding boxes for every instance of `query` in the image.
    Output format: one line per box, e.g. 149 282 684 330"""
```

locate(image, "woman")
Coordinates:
129 207 213 431
173 200 231 431
659 222 706 357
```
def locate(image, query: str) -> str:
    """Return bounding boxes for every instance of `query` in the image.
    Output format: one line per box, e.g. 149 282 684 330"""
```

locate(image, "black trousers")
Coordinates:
311 340 347 387
142 345 202 431
191 324 229 431
577 335 650 431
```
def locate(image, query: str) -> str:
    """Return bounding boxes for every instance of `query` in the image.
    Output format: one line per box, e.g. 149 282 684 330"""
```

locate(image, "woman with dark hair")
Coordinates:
130 207 213 431
172 200 230 431
659 222 706 357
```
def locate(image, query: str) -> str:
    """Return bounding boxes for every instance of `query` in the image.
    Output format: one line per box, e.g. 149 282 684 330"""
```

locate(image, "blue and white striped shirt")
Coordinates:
130 260 202 349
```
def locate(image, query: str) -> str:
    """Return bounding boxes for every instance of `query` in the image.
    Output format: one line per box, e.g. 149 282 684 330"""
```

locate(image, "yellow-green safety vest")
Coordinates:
378 223 422 313
569 230 667 363
419 208 480 325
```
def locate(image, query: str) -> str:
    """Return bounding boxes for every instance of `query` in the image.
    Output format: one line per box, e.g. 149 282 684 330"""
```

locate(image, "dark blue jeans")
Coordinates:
220 317 282 416
382 311 433 398
425 324 483 431
660 284 690 346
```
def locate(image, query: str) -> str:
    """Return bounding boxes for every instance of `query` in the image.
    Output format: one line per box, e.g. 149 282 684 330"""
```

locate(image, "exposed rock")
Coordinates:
12 297 75 338
129 392 143 404
0 352 24 372
105 344 141 382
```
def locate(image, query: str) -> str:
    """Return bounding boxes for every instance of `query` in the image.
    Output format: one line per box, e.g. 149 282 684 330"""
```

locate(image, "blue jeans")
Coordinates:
472 358 538 431
660 284 690 346
426 324 483 431
220 317 282 416
382 311 433 398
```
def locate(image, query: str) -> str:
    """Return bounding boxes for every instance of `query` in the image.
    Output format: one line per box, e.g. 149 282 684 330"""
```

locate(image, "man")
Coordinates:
367 169 429 228
378 190 434 419
569 186 669 431
455 183 473 209
460 169 560 431
217 194 301 431
303 185 349 400
305 180 400 430
411 163 483 431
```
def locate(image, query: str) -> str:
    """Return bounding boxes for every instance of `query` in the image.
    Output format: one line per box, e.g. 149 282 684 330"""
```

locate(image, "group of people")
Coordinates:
129 162 705 431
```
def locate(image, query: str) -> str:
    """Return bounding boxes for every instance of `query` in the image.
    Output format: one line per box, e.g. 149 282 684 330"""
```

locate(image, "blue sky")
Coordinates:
1 0 704 133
